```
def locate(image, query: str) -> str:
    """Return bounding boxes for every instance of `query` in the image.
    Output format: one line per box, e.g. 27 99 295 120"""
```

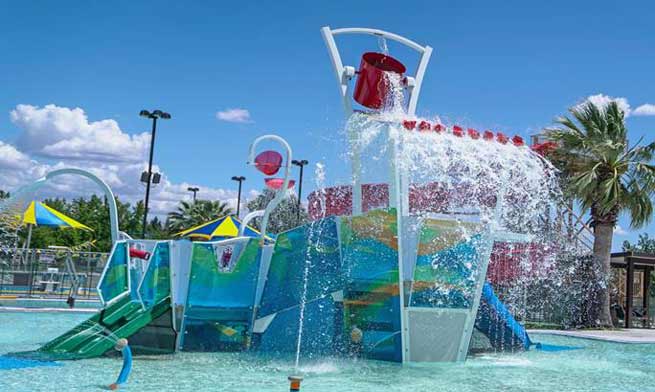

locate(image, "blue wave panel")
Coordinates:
256 296 338 358
411 234 485 309
258 217 342 318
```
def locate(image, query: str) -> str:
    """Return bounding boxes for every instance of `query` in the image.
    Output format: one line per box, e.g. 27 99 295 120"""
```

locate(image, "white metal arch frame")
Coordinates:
32 168 122 244
320 26 433 117
247 134 293 243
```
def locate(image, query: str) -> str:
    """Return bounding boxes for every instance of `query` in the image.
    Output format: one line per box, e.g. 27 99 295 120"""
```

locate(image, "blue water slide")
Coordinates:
474 282 531 350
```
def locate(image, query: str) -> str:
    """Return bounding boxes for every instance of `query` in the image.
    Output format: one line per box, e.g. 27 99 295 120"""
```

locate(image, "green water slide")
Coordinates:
21 294 174 361
16 240 176 361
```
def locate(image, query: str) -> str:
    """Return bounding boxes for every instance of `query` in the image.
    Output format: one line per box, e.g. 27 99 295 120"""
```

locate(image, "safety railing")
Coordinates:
0 247 108 299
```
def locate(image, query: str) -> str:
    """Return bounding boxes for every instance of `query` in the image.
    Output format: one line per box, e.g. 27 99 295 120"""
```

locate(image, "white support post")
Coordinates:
388 123 409 363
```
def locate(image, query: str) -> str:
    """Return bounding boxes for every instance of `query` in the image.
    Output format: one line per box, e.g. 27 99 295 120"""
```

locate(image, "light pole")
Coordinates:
231 176 246 218
291 159 308 225
139 109 171 238
187 187 199 202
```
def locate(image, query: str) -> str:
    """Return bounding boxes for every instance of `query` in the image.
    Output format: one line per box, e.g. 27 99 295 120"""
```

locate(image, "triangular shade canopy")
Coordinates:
175 215 275 243
22 201 92 231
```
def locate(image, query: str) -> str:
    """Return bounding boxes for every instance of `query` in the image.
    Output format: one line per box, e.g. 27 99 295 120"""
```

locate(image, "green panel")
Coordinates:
98 241 129 303
139 242 171 307
15 296 173 361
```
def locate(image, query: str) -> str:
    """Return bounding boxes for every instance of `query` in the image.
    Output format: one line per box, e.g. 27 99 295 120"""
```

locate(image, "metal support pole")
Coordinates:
231 176 246 218
0 262 5 294
292 160 308 225
626 258 634 328
142 117 158 239
297 163 304 224
643 266 651 322
236 180 242 217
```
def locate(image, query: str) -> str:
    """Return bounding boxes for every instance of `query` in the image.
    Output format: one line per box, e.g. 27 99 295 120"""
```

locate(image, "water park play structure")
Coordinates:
4 25 566 370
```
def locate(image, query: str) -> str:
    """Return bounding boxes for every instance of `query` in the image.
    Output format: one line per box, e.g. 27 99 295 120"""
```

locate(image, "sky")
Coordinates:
1 1 654 249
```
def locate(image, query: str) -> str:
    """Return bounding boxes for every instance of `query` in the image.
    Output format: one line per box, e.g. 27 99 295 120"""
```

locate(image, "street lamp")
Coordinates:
291 159 308 225
139 109 171 238
231 176 246 217
187 187 199 202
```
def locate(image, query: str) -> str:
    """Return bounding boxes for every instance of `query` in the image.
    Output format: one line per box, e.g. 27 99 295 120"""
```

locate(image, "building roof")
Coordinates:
611 251 655 268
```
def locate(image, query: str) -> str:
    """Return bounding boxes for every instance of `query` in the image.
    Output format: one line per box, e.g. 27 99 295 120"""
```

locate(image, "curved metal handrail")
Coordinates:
239 210 264 238
38 168 120 244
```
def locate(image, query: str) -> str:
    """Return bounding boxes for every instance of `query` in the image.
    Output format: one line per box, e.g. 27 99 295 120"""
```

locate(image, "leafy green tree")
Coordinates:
623 233 655 296
547 101 655 326
167 200 233 233
246 189 308 234
147 217 168 239
623 233 655 253
0 190 18 252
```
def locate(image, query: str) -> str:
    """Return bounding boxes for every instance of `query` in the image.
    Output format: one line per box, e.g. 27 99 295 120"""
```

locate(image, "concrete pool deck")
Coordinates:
529 328 655 344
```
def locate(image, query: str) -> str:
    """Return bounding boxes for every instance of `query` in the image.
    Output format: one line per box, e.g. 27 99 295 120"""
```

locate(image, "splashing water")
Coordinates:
338 72 595 332
377 36 389 55
293 163 329 370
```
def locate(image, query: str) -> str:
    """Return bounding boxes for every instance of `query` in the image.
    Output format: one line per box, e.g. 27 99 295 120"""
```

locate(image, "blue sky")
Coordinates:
1 1 654 248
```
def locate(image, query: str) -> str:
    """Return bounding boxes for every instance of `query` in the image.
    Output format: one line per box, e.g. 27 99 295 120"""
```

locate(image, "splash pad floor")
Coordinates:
1 311 655 392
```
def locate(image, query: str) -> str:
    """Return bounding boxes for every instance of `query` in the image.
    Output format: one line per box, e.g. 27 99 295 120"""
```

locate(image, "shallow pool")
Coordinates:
1 311 654 392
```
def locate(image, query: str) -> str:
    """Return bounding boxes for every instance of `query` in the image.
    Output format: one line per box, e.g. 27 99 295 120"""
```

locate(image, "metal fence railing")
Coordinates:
0 247 108 299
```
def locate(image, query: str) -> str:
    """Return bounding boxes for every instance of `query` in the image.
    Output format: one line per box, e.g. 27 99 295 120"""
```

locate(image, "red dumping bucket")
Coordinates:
265 178 295 190
353 52 406 109
254 150 283 176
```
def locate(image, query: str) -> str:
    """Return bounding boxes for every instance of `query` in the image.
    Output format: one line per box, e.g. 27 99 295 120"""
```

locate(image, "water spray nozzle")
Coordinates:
288 375 303 391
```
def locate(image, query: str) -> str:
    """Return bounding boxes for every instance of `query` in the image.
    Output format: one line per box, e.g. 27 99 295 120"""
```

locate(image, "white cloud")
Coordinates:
10 104 150 163
579 94 631 116
614 225 628 236
0 141 33 171
578 95 655 118
633 104 655 116
1 104 257 218
216 108 252 123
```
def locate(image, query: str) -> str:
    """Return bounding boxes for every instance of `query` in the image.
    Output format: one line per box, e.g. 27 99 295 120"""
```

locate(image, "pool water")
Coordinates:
1 311 654 392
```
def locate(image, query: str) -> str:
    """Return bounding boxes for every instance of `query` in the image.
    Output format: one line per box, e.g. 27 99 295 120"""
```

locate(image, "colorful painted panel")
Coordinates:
98 241 128 304
410 219 486 309
138 242 171 308
340 209 403 362
182 238 261 351
258 217 342 318
186 239 260 310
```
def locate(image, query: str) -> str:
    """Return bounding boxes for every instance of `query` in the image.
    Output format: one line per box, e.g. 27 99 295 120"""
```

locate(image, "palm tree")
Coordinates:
167 199 233 232
547 101 655 326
